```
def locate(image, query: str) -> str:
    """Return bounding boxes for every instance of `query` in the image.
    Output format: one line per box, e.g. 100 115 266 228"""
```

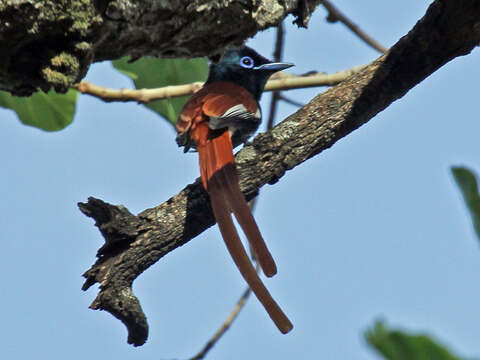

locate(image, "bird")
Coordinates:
176 46 294 334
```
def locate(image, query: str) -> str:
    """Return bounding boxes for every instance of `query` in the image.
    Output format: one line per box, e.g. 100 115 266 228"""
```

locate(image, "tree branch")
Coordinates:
0 0 321 95
73 67 367 103
79 0 480 347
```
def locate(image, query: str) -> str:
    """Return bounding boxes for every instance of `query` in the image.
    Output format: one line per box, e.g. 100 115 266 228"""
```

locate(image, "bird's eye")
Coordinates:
239 56 254 68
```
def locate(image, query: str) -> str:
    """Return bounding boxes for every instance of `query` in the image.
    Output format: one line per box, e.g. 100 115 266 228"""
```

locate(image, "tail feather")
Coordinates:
196 127 292 333
208 172 293 334
199 129 277 277
219 164 277 277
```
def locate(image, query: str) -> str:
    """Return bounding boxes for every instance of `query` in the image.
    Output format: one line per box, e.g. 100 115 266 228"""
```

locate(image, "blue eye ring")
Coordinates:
239 56 254 68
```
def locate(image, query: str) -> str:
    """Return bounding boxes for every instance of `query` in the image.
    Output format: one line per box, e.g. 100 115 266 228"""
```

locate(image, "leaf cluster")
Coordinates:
0 57 208 131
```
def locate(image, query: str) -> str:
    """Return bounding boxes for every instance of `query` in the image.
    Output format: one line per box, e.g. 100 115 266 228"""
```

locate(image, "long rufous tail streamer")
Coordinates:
194 124 293 334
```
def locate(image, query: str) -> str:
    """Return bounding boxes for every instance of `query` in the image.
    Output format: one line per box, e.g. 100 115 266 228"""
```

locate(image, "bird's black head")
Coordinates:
206 46 293 101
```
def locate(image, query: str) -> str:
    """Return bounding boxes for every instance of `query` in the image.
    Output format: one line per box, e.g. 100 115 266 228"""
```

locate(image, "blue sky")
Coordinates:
2 1 480 359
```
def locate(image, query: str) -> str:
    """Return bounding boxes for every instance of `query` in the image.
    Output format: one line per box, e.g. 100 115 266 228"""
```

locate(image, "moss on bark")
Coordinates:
0 0 102 95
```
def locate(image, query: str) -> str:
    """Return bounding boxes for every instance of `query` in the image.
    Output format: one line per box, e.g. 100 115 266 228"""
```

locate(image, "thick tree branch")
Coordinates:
0 0 320 95
79 0 480 347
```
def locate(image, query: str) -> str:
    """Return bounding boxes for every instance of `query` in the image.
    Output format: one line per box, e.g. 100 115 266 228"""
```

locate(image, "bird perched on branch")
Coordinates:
176 46 293 333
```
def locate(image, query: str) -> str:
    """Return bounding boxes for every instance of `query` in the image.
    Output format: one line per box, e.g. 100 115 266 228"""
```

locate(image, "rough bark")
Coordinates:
78 0 480 346
0 0 319 95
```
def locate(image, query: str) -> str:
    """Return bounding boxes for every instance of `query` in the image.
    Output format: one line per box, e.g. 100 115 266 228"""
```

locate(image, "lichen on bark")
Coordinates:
0 0 102 95
0 0 320 95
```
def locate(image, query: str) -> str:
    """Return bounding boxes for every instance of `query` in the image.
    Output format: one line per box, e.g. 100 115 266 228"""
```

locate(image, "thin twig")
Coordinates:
73 81 204 103
189 263 259 360
250 23 287 222
266 22 285 130
320 0 387 54
278 94 304 107
73 66 366 104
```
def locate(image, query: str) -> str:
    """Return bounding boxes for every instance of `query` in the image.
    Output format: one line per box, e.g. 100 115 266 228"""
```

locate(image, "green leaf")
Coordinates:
365 320 461 360
112 56 208 126
0 89 77 131
452 166 480 240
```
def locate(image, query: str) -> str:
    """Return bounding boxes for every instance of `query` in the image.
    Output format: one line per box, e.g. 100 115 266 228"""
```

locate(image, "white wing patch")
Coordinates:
222 104 250 119
208 104 261 132
208 104 262 147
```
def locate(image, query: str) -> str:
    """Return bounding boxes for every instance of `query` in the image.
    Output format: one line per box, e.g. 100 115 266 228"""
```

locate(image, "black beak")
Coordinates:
254 62 294 72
